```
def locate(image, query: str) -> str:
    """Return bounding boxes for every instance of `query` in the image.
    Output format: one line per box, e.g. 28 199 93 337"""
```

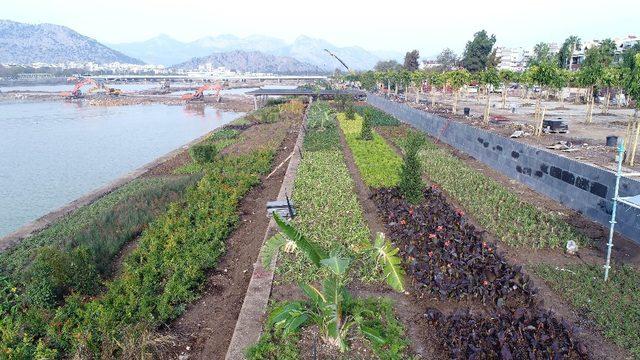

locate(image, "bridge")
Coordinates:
90 74 328 83
246 88 365 109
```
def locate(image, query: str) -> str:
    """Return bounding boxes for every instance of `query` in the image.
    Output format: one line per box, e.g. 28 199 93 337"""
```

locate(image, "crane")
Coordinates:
181 82 224 102
324 49 350 72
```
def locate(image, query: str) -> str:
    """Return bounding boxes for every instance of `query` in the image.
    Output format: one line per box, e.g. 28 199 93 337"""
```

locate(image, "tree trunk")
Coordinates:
502 86 507 109
452 90 459 113
586 87 594 124
604 89 610 114
484 92 491 123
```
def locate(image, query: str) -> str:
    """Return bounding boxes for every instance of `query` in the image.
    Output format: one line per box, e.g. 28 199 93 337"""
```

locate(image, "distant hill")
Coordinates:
0 20 143 65
172 50 324 74
112 34 389 71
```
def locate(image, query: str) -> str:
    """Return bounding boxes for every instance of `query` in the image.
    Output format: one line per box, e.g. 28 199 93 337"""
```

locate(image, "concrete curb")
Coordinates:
225 114 306 359
0 128 222 253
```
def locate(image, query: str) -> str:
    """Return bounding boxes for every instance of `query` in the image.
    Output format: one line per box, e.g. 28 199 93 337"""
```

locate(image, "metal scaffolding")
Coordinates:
604 140 640 281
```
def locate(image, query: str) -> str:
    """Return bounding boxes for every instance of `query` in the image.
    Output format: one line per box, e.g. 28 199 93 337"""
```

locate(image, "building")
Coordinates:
495 46 528 72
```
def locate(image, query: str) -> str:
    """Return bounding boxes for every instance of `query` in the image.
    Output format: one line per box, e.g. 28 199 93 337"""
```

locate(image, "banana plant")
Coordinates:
267 213 405 351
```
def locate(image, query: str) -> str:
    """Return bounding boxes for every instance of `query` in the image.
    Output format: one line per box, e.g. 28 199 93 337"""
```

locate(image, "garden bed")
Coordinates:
0 101 306 358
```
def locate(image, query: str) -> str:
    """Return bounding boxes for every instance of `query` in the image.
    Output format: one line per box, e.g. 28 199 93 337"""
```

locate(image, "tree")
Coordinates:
498 69 517 108
403 50 420 71
558 36 581 69
435 48 459 71
599 67 623 113
622 43 640 71
411 70 427 103
581 41 616 122
445 69 471 113
529 42 554 66
478 68 500 122
374 60 401 72
461 30 497 72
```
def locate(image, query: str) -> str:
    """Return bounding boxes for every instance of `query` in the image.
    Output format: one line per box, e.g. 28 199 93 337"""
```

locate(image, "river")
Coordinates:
0 101 241 237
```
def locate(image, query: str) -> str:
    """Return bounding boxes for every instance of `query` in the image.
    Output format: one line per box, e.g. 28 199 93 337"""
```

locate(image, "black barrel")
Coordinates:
463 107 470 116
606 135 618 147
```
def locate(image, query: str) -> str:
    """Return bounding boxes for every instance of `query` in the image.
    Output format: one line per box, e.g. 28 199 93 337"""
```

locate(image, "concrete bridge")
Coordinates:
90 74 327 83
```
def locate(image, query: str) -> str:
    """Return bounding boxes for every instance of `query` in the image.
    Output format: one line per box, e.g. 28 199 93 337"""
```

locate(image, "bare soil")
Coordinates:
396 91 639 172
160 115 301 360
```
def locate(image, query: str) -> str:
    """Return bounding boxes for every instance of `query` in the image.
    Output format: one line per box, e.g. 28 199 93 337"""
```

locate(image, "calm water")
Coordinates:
0 83 160 93
0 101 241 237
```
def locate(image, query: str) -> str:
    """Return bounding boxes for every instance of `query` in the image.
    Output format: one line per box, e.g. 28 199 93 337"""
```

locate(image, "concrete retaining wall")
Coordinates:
367 94 640 244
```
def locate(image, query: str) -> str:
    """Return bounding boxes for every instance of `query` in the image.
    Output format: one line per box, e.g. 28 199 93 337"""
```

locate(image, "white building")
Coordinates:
495 46 528 72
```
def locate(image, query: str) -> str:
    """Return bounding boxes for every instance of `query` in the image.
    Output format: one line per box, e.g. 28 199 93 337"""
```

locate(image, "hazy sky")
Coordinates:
3 0 638 56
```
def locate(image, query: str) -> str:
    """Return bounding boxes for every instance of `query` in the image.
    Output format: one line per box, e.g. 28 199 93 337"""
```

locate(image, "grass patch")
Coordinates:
535 264 640 358
337 113 401 188
277 102 374 284
388 133 586 249
174 129 241 175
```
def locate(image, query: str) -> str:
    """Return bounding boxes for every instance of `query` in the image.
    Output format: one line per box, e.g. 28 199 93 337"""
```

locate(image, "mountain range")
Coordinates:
172 50 324 74
0 20 142 65
111 34 404 71
0 19 406 72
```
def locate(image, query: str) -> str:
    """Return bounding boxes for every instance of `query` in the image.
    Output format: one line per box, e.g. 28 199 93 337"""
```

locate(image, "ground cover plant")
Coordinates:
0 175 198 281
397 131 426 204
337 112 401 188
371 186 588 358
175 127 242 174
0 147 276 358
249 215 408 357
277 102 375 284
0 104 298 358
389 130 586 249
536 264 640 358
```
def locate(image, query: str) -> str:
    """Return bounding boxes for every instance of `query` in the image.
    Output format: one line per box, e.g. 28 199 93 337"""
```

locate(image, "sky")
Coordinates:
3 0 639 57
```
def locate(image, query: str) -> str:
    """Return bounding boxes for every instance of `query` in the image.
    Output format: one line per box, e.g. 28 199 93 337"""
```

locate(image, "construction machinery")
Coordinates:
181 82 224 102
324 49 350 72
89 82 123 96
62 78 97 99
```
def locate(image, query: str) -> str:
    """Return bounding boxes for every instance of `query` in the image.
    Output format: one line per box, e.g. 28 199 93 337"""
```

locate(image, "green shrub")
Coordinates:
258 106 280 123
334 94 352 111
25 246 99 307
190 143 218 165
398 131 426 204
355 105 400 126
345 104 356 120
359 108 374 140
209 128 240 141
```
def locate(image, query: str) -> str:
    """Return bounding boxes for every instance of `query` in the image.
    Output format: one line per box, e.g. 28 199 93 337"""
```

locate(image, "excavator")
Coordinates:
62 78 97 99
62 78 122 99
181 82 224 103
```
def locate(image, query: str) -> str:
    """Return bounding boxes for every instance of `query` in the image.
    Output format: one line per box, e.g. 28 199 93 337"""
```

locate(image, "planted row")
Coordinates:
276 102 374 284
337 112 402 188
372 187 536 307
388 129 586 248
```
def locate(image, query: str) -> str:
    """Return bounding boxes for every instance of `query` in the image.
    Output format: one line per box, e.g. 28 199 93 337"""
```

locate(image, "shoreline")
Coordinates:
0 121 237 252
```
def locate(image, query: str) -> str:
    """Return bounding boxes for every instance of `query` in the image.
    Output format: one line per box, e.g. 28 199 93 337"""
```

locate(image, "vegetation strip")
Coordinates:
0 105 298 358
535 264 640 358
386 128 586 249
275 102 375 284
337 112 402 188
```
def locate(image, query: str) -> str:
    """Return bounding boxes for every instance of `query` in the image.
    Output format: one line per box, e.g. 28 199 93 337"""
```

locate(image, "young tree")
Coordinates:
461 30 497 72
599 67 622 114
479 68 500 123
498 69 517 109
428 71 445 107
411 70 427 103
446 69 471 113
404 50 420 71
399 131 426 204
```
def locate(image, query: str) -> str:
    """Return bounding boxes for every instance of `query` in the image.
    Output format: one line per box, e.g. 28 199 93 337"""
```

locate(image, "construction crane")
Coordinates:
89 82 123 97
61 78 98 99
324 49 350 72
181 82 224 102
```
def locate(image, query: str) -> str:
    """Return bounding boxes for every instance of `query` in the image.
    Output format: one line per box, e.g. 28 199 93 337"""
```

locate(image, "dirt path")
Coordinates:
375 125 631 359
162 118 301 360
